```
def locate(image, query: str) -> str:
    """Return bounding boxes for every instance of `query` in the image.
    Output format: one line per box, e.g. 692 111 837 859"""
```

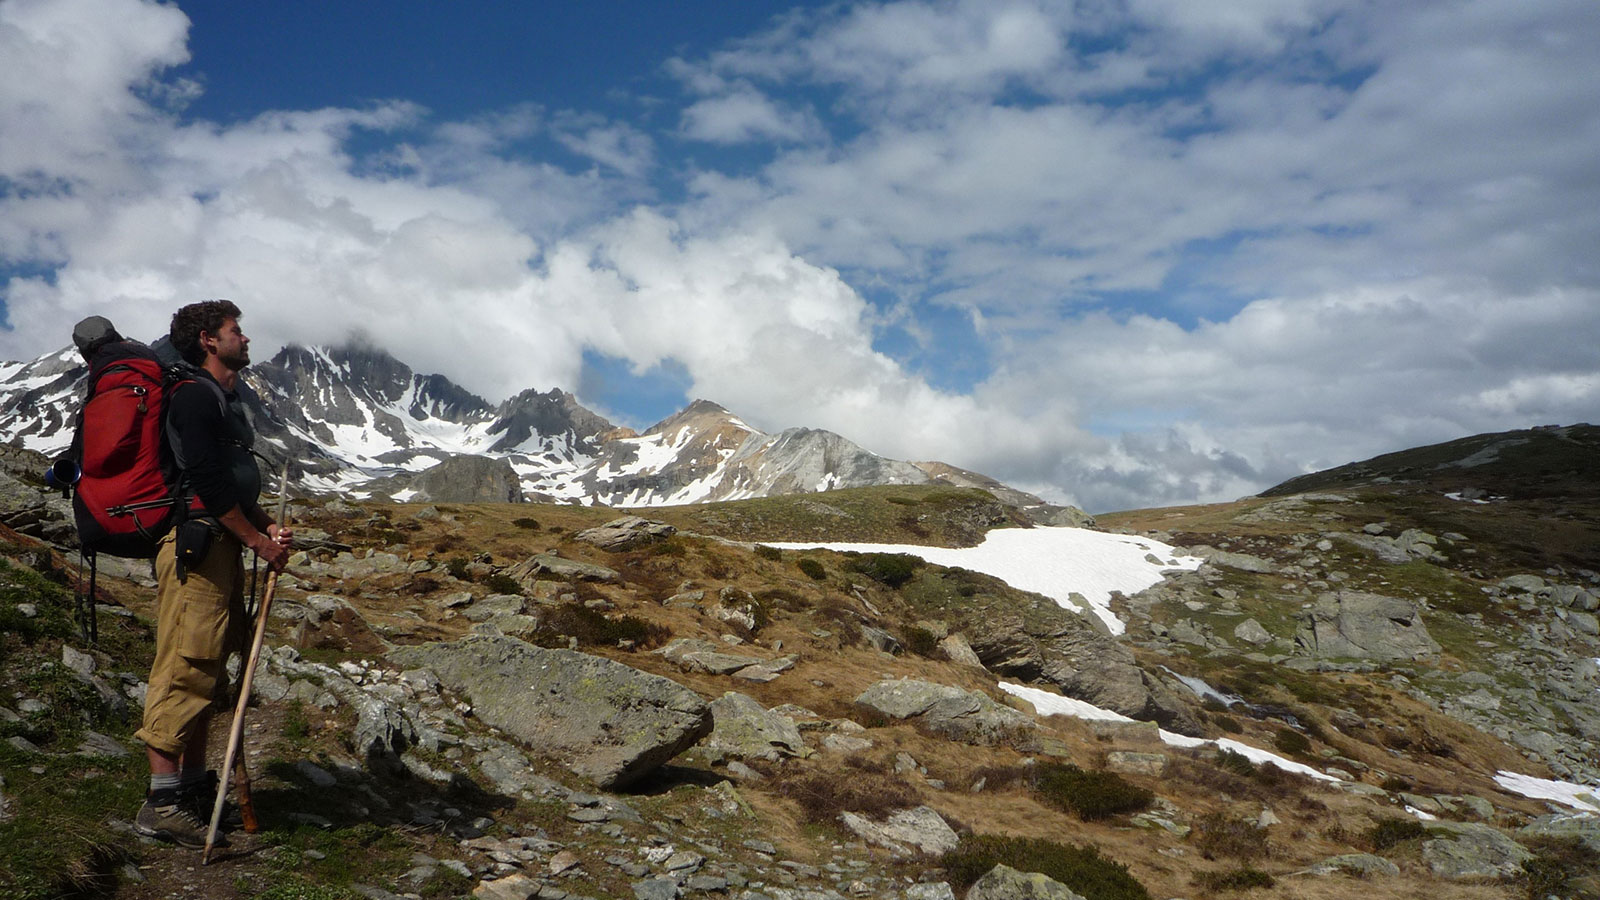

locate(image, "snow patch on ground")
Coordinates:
770 526 1202 634
1001 682 1340 782
1494 771 1600 813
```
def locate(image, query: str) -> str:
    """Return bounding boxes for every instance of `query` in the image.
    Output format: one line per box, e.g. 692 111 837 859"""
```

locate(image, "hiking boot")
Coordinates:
183 771 243 832
135 790 226 849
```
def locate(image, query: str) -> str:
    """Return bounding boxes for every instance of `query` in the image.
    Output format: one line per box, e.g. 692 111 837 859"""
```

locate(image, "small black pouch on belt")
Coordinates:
173 519 215 584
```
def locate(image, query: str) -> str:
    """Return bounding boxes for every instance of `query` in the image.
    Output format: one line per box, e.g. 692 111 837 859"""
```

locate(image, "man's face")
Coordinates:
202 317 250 371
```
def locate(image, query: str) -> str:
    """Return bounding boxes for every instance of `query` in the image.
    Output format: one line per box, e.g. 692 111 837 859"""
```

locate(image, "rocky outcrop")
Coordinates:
838 805 959 856
1294 591 1441 660
390 635 712 789
967 865 1088 900
409 455 523 503
854 679 1036 745
574 516 676 551
505 552 621 585
699 692 808 763
962 606 1202 735
1294 853 1400 877
1422 822 1533 880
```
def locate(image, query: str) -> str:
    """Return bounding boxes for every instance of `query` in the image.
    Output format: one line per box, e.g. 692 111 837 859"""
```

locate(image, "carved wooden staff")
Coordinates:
203 460 290 864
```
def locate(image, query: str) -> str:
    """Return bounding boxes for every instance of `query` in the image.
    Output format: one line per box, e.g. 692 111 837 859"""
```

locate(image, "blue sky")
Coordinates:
3 0 1598 512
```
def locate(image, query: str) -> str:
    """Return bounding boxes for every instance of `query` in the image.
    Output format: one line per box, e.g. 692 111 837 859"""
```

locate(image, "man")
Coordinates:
132 300 291 847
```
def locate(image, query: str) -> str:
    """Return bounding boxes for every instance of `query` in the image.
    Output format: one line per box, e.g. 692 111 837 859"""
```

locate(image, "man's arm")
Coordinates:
218 506 290 572
168 384 290 571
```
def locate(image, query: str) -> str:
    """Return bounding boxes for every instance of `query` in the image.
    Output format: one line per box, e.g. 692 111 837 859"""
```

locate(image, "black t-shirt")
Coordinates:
164 371 261 520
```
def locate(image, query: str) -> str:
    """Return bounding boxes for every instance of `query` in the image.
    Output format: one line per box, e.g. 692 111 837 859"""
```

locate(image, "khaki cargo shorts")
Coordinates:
134 528 248 756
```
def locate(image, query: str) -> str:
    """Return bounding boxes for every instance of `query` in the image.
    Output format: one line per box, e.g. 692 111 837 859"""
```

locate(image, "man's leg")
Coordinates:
133 533 233 848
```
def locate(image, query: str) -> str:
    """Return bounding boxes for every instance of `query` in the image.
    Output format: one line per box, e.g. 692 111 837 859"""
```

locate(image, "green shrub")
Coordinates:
1520 835 1600 900
797 558 827 581
1367 817 1427 851
444 556 471 580
1217 749 1256 776
1193 813 1269 861
1194 867 1275 891
510 517 540 530
481 573 523 595
1213 715 1243 734
532 603 669 650
846 552 922 588
754 544 782 561
1272 727 1311 757
901 626 941 658
941 834 1151 900
1032 763 1153 821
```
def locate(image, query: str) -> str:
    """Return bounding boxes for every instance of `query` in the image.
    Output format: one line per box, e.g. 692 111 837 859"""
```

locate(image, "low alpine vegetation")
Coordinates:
941 834 1151 900
1031 762 1153 821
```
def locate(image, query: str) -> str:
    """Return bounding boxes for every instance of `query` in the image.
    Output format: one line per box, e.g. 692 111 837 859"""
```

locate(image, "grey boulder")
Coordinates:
839 805 959 856
700 692 809 763
574 516 676 551
1294 591 1441 660
966 864 1087 900
390 635 711 789
855 679 1036 745
1422 822 1533 880
504 552 621 585
409 455 523 503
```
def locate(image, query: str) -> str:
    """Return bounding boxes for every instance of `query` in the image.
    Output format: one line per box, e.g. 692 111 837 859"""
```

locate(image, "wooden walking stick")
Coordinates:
203 460 290 863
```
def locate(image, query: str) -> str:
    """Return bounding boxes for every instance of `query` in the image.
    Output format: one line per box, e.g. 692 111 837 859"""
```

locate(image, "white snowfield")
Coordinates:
770 525 1203 635
998 682 1339 782
1493 771 1600 814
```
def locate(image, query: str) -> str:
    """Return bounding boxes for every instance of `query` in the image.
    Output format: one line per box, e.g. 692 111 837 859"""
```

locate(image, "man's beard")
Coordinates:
220 348 250 371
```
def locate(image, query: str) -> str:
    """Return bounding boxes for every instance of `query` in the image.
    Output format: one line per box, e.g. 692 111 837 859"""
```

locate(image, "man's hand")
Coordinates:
267 523 293 545
251 532 290 573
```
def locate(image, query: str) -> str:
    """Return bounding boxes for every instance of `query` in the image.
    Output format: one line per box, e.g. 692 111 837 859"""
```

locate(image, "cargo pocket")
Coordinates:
175 590 229 661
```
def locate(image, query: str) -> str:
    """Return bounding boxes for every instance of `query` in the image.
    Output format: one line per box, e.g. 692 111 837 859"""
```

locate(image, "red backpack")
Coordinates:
66 341 213 558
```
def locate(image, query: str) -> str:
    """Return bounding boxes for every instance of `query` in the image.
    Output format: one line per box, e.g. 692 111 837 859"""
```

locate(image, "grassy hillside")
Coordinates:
3 459 1599 899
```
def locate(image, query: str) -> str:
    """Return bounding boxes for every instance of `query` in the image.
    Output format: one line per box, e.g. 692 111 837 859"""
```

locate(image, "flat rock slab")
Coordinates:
701 692 809 762
575 516 676 551
855 678 1036 745
1422 822 1533 880
967 864 1087 900
1297 853 1400 877
391 635 711 789
839 805 959 856
505 553 621 585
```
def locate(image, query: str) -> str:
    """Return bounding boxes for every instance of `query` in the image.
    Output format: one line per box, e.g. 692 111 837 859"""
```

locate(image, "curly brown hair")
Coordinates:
169 299 242 365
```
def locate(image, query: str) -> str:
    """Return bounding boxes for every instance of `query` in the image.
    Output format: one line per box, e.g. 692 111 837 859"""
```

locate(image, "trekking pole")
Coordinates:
203 460 290 863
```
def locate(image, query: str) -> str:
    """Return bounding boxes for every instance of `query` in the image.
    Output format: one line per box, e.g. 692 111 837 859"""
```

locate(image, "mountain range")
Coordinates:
0 341 1088 522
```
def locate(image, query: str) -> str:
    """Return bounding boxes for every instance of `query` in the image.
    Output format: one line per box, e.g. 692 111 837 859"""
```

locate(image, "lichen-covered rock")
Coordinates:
963 607 1202 735
574 516 675 551
410 455 523 503
855 679 1036 745
1294 591 1441 660
504 552 621 585
390 635 711 789
1297 853 1400 877
966 864 1087 900
1422 822 1533 880
839 805 959 856
700 692 808 762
